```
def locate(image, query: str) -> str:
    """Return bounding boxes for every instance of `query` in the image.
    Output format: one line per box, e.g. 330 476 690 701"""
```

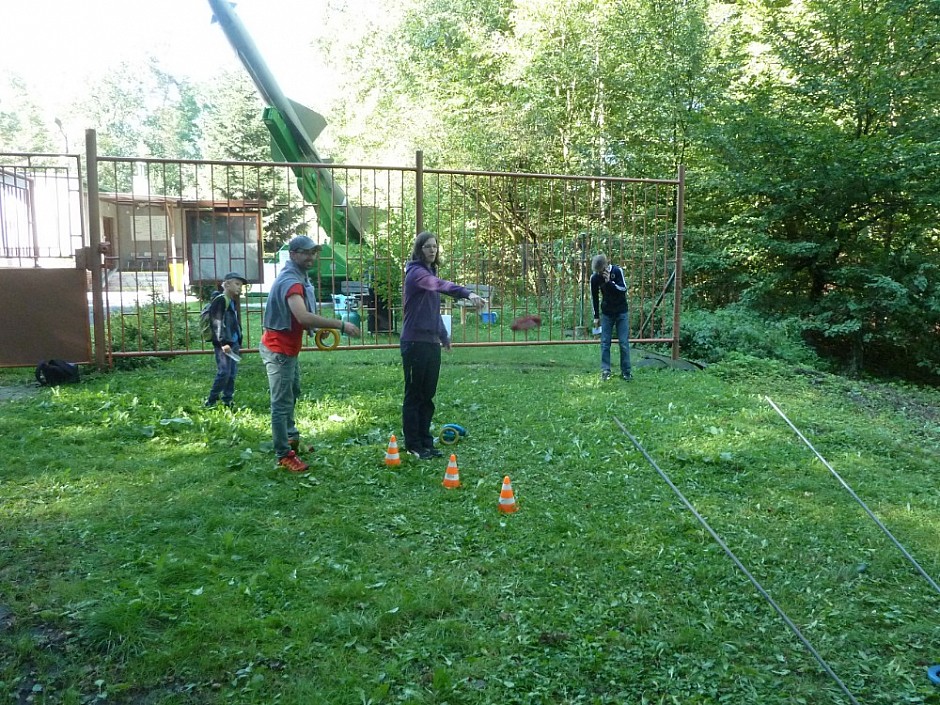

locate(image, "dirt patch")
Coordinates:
846 381 940 428
793 368 940 429
0 384 40 403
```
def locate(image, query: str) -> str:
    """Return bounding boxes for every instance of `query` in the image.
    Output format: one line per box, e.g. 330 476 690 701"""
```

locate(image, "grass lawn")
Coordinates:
1 346 939 704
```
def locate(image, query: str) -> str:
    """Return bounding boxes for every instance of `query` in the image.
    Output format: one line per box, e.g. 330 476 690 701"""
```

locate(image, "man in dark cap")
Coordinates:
205 271 249 408
260 235 362 473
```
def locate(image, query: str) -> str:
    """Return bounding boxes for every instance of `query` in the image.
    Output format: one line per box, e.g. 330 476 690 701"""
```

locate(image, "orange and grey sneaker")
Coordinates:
278 450 309 473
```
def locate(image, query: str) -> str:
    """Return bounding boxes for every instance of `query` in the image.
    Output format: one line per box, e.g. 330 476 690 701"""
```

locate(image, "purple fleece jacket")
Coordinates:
400 260 472 345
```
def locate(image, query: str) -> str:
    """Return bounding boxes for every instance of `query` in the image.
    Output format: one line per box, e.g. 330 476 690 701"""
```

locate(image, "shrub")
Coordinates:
107 293 198 354
680 304 822 367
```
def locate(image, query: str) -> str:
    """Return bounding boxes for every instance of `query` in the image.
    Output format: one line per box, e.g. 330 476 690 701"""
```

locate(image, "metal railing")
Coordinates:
2 137 684 367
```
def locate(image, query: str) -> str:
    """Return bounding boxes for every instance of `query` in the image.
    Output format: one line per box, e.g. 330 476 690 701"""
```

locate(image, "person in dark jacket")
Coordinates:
400 231 484 459
205 271 248 408
590 253 632 381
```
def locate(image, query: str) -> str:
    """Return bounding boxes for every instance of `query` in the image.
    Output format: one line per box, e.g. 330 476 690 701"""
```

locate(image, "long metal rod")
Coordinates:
765 396 940 596
613 416 861 705
638 267 675 339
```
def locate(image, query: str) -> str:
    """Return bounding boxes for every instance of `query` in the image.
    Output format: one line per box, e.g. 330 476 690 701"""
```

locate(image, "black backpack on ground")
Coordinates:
35 359 81 386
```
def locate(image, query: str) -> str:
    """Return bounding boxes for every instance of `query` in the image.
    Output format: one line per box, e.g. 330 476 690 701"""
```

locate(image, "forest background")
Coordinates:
2 0 938 383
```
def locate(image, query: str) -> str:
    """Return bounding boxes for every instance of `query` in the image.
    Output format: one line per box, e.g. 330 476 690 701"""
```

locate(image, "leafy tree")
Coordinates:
142 66 202 160
699 0 940 377
0 73 55 153
70 61 150 159
73 57 203 159
64 57 205 191
200 71 270 163
200 71 311 251
341 0 741 177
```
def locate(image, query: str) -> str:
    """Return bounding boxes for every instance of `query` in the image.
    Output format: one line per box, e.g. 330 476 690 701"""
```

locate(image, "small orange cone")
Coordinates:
498 475 518 513
385 434 401 467
442 454 461 489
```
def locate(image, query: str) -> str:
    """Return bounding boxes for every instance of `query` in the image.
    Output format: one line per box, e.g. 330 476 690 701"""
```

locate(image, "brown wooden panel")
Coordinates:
0 268 91 367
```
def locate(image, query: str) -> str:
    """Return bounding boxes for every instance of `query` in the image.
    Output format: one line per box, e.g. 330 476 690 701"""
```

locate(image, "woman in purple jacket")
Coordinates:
400 231 484 459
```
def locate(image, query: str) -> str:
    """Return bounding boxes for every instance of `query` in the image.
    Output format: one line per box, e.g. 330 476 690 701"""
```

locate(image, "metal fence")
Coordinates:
2 140 684 367
0 153 85 264
421 165 684 348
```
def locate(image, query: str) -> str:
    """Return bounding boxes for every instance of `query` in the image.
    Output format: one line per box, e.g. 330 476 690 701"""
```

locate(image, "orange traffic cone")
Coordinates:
498 475 518 513
442 454 461 489
385 434 401 467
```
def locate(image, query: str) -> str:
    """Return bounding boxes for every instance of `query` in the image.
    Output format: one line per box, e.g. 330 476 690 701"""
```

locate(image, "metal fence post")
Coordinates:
85 129 108 370
415 150 423 236
672 164 685 361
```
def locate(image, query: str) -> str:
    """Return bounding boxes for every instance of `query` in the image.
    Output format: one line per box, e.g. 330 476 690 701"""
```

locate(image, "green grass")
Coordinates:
1 347 939 704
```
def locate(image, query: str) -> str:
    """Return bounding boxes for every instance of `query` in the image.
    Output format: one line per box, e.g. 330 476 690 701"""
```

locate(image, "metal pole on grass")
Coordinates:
765 396 940 596
613 416 861 705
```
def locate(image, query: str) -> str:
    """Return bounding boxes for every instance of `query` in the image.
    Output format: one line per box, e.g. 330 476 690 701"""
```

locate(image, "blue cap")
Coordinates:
288 235 320 251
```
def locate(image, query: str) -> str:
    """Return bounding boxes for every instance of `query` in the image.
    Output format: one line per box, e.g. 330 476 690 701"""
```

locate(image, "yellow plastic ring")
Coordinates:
314 328 340 351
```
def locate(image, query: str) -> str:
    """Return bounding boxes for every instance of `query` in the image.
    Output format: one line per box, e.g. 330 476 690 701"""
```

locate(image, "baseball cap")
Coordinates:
222 272 248 284
288 235 321 252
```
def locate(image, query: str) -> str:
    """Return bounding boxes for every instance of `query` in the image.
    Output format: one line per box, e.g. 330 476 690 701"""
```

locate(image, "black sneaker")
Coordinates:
621 373 633 381
427 448 444 458
601 371 611 382
406 447 434 460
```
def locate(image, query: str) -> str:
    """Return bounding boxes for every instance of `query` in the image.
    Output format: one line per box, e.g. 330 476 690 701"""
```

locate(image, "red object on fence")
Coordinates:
510 315 542 331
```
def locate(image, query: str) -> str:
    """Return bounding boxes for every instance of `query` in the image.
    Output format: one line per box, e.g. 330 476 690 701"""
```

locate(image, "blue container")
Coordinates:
480 312 498 324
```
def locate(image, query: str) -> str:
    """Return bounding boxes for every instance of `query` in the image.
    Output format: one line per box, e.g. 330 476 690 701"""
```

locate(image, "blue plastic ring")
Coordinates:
928 665 940 685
